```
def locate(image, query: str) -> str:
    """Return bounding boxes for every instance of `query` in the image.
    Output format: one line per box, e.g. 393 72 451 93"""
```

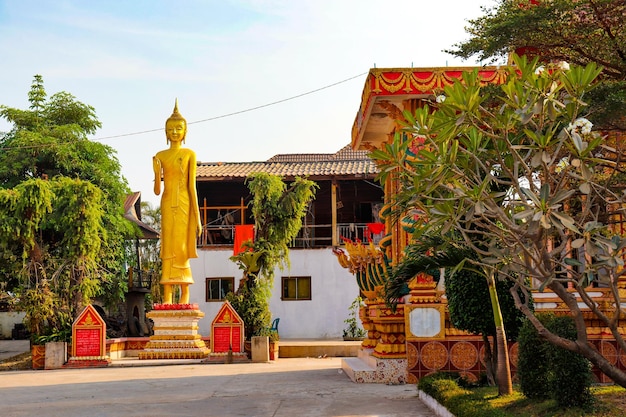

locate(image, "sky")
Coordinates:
0 0 500 206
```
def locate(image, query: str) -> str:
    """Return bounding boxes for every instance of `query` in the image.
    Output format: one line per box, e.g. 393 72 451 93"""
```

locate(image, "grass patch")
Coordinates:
419 373 626 417
433 385 626 417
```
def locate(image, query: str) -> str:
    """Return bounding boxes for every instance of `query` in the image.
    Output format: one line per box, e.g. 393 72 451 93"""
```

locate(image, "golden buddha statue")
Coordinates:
153 100 202 304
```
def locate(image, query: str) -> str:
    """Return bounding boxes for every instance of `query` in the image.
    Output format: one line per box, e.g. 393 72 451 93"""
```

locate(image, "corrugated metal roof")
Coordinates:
197 144 378 180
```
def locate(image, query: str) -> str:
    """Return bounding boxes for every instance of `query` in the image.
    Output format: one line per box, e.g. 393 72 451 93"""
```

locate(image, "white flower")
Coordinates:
558 61 570 71
555 157 570 173
567 117 593 135
534 65 545 75
436 95 446 103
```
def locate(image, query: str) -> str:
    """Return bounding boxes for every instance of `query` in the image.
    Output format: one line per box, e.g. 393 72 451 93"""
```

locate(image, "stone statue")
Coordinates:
153 100 202 304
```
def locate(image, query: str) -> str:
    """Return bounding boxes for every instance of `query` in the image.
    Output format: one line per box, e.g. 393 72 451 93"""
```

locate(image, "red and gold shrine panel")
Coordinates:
406 339 520 384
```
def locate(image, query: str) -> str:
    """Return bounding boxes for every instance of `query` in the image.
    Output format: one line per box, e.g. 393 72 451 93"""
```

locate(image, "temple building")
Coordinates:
341 66 626 383
188 145 384 339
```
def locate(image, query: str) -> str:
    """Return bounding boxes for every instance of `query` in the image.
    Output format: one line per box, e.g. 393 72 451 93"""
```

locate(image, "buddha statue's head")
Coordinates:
165 99 187 144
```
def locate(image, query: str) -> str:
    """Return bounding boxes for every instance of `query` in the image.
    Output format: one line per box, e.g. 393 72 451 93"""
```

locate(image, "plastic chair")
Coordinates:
267 318 280 340
270 318 280 332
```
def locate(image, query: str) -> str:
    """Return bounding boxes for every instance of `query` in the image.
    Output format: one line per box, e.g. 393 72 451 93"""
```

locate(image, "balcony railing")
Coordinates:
197 222 385 249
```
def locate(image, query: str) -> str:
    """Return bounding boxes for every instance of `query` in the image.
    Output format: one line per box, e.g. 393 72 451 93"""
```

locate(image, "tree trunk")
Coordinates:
545 283 626 387
482 333 496 386
487 271 513 395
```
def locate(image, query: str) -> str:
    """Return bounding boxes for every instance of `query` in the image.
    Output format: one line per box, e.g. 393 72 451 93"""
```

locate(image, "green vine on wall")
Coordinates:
227 173 317 339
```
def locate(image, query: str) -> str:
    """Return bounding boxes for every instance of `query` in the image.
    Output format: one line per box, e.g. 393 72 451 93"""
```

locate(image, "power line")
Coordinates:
0 71 368 150
94 71 368 141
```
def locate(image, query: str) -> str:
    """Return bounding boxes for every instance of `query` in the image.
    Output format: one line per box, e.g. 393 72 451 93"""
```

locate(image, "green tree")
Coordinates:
371 55 626 387
447 0 626 129
0 75 135 337
227 173 317 339
388 235 529 393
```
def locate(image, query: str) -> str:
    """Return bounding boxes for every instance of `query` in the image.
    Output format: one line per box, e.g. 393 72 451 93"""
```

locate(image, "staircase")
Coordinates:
341 348 407 384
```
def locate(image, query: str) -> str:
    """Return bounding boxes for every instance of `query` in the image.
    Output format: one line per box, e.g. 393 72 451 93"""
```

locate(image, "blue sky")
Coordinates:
0 0 497 205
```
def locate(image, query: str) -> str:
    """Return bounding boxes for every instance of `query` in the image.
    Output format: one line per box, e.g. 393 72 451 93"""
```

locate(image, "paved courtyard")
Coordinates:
0 345 436 417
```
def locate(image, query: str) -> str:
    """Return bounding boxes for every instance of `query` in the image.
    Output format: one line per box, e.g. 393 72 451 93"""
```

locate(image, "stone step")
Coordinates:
278 339 361 358
342 353 408 384
341 357 376 383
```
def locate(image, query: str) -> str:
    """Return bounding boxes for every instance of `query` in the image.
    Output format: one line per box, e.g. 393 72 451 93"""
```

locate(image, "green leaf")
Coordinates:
571 131 584 153
564 257 583 267
579 183 591 194
551 210 579 233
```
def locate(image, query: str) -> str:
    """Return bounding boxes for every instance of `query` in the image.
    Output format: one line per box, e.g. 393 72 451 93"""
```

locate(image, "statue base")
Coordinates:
64 357 111 368
204 351 249 364
139 304 210 360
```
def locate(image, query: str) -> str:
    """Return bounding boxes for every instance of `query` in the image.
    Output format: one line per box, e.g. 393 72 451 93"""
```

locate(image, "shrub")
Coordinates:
517 317 550 399
517 314 594 409
418 373 466 403
544 315 594 409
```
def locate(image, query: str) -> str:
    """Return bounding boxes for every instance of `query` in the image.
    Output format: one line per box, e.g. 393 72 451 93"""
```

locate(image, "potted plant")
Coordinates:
259 324 280 360
343 296 366 341
19 280 72 369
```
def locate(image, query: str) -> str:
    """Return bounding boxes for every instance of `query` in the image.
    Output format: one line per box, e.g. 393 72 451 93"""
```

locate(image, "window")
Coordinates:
281 276 311 300
205 277 234 301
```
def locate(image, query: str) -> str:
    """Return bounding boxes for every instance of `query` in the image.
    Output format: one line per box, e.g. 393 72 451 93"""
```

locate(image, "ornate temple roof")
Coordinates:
351 66 508 150
196 145 378 181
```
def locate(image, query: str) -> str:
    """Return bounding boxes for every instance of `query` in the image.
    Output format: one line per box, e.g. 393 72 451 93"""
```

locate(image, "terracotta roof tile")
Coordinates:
197 144 377 180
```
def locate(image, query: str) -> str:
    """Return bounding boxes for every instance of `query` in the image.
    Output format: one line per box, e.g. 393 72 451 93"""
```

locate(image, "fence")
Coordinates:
197 222 385 249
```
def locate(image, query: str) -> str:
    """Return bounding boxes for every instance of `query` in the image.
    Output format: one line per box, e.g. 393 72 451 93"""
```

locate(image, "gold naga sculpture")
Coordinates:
153 100 202 304
333 238 390 299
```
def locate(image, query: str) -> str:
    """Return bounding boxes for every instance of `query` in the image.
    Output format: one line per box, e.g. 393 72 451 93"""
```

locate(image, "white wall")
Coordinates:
189 248 360 339
0 311 26 339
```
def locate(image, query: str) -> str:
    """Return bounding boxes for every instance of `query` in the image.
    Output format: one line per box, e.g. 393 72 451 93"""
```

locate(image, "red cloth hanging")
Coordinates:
367 222 385 235
234 225 254 255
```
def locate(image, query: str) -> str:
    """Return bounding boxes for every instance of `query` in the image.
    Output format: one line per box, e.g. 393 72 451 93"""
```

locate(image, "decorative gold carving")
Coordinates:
148 334 202 340
333 239 389 300
620 347 626 367
600 341 618 365
509 342 519 368
152 325 200 331
377 100 404 122
420 341 448 370
450 342 478 370
408 272 442 303
220 310 232 323
83 313 95 326
407 343 419 369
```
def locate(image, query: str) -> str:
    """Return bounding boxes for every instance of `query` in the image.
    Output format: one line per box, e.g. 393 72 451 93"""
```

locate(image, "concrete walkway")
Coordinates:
0 339 29 361
0 340 438 417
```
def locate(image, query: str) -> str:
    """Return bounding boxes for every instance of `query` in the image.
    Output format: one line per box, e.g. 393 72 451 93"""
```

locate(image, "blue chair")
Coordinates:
268 318 280 340
270 318 280 332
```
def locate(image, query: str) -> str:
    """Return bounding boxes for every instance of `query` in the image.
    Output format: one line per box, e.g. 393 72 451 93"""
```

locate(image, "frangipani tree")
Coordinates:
371 54 626 387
